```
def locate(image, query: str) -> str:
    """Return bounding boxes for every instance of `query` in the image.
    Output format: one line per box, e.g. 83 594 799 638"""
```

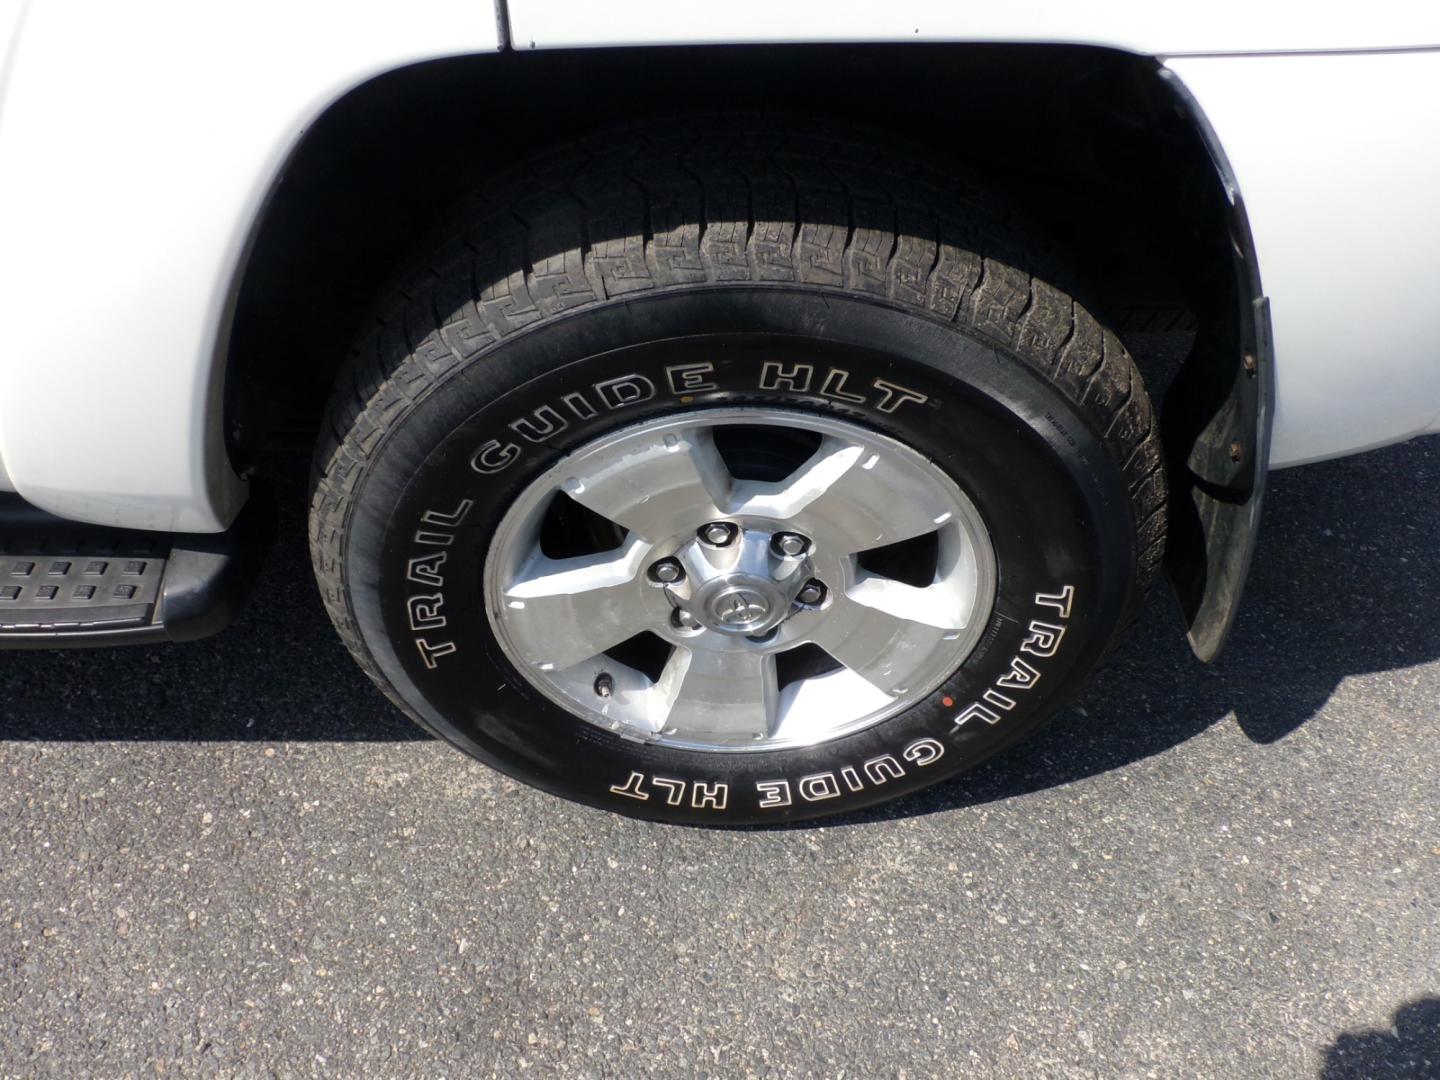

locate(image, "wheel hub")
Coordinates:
483 408 997 752
661 525 812 637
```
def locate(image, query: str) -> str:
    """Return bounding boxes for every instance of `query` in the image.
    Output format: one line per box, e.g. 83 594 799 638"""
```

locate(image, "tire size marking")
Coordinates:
950 585 1075 731
403 498 474 670
471 365 929 477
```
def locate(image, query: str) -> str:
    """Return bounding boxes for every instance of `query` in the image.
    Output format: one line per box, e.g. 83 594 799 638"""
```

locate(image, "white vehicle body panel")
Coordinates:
0 2 1436 530
1169 51 1440 466
505 0 1440 54
0 1 500 530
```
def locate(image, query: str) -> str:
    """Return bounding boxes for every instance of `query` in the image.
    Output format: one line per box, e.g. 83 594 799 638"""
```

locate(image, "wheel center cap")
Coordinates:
707 585 773 630
693 574 789 635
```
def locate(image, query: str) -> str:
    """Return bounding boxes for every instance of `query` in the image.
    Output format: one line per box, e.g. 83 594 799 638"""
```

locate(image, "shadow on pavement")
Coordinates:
799 433 1440 824
1 438 1437 810
1320 997 1440 1079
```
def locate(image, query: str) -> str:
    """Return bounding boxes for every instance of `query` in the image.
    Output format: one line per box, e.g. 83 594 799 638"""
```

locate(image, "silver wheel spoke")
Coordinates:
562 426 731 542
730 435 950 554
806 580 954 696
846 573 972 631
771 667 895 745
500 538 653 670
658 646 778 742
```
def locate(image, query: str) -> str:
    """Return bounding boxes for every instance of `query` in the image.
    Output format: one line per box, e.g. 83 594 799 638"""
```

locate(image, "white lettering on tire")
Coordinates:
953 586 1075 732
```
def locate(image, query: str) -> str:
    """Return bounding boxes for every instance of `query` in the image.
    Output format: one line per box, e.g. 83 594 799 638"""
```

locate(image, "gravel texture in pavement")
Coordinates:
2 431 1438 1078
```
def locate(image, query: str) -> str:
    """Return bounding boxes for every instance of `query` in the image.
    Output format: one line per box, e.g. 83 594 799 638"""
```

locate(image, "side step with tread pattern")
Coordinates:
0 491 272 648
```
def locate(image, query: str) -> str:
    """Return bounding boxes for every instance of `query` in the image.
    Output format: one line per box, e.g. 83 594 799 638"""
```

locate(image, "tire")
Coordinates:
310 118 1165 825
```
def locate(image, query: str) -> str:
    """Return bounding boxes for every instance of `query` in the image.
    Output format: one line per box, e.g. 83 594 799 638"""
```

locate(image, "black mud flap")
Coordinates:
1157 68 1276 662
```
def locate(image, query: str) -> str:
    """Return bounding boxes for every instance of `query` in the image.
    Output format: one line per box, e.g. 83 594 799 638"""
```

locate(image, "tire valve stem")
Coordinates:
593 672 614 699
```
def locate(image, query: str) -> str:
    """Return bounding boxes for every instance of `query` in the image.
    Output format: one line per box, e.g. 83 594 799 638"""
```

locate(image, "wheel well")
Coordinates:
226 43 1229 452
224 42 1257 656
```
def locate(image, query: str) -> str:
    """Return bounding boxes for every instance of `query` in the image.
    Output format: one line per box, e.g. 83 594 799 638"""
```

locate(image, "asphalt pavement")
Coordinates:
2 432 1438 1078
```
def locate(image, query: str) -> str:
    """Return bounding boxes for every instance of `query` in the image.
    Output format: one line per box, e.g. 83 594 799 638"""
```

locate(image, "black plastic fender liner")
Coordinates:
1154 65 1276 662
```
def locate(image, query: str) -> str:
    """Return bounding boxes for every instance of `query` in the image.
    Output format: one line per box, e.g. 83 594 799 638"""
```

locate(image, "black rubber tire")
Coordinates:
310 118 1166 825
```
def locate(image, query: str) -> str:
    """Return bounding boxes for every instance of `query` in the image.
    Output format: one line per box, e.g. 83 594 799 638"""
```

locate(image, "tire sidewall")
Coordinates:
341 287 1136 824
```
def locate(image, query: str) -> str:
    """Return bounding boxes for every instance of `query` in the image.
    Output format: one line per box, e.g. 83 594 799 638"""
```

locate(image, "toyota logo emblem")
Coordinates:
709 587 771 627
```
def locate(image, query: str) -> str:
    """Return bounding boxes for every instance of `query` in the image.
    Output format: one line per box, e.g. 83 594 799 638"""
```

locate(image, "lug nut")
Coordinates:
699 521 737 547
773 532 810 557
649 558 684 584
672 608 702 631
796 580 827 606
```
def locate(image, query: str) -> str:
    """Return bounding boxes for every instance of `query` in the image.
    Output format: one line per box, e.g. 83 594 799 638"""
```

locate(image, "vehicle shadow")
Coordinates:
0 438 1437 810
827 432 1440 824
1319 997 1440 1079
